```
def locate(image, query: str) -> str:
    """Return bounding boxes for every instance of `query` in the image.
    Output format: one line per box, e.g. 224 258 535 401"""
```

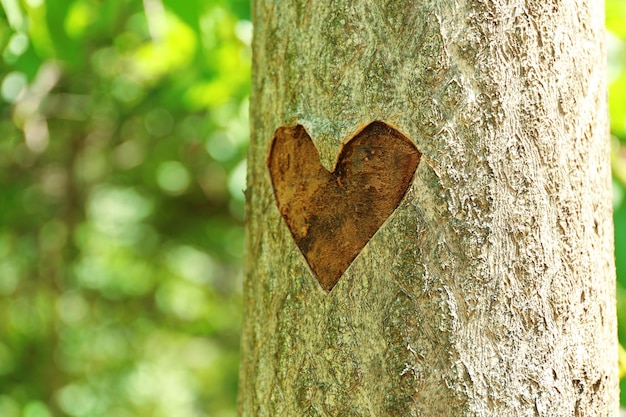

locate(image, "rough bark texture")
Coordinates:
239 0 618 416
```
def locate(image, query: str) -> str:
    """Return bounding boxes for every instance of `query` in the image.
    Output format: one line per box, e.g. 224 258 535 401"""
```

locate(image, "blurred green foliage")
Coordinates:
2 0 626 415
610 0 626 406
0 0 249 415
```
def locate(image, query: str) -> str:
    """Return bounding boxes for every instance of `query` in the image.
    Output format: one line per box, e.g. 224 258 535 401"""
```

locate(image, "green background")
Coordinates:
1 1 626 415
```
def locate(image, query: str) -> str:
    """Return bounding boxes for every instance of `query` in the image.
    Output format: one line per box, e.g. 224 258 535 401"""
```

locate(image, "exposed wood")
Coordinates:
267 122 420 291
239 0 618 415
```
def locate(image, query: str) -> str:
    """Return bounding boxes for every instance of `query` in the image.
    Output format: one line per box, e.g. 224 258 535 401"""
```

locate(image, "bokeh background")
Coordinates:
0 0 248 416
1 0 626 416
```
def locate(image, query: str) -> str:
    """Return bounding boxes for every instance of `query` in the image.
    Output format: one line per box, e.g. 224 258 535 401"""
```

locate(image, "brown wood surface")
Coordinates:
267 122 421 291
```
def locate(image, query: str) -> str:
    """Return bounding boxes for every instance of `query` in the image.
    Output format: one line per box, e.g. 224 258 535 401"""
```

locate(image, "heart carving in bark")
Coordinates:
267 121 421 291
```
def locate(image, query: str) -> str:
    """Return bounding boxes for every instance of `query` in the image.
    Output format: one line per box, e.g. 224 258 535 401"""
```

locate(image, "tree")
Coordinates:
238 0 618 415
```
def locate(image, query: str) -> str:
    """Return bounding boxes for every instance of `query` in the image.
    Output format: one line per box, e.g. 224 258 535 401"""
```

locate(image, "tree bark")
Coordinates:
239 0 618 416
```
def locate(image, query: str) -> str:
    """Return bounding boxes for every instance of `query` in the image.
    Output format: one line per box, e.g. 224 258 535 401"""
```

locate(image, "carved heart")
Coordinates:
267 121 421 291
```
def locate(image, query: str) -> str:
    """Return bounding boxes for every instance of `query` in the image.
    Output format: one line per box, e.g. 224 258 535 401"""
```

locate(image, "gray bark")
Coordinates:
239 0 618 416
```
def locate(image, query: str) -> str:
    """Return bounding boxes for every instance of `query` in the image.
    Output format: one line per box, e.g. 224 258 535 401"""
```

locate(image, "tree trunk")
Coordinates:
238 0 618 415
